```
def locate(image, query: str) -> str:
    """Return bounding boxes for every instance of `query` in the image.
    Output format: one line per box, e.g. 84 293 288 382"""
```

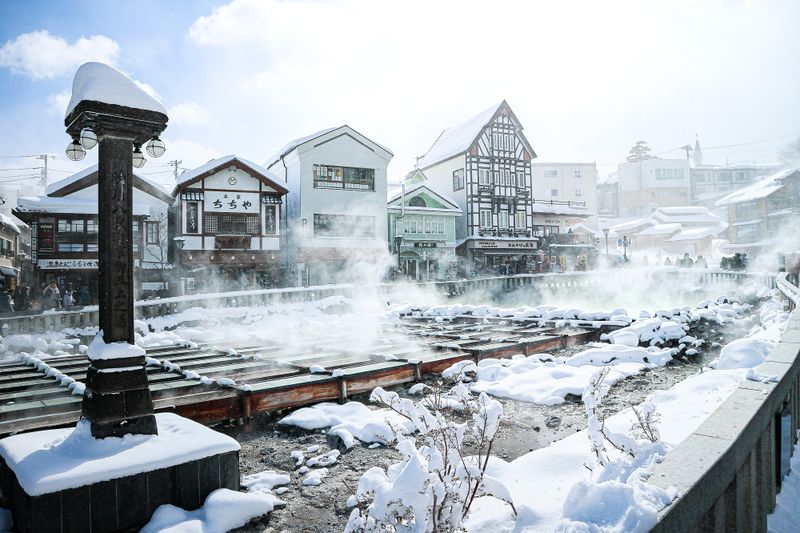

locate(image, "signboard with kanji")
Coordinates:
204 191 259 213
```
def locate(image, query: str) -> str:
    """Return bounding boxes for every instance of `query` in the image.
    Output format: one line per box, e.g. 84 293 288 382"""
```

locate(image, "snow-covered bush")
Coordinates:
344 383 515 532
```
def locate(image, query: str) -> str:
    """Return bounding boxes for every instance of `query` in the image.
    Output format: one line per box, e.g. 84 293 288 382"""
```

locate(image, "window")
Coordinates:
56 218 86 253
185 201 200 234
479 169 491 185
313 165 375 191
263 205 278 235
515 210 526 230
498 210 509 228
544 170 559 178
735 223 760 243
504 169 511 185
516 173 524 188
57 219 84 234
575 188 583 197
480 209 492 229
694 172 706 182
145 222 160 245
574 169 582 178
409 196 426 207
313 214 375 238
203 213 261 235
735 201 759 220
452 169 464 191
550 189 559 197
734 171 749 183
767 216 786 237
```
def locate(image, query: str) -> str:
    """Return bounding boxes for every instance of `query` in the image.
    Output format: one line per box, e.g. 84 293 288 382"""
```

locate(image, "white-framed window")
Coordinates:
479 169 491 185
395 219 404 234
515 210 526 229
575 188 583 197
504 169 511 185
516 173 525 188
544 169 559 178
480 209 492 229
574 169 582 178
551 189 559 196
263 204 279 235
493 170 499 185
452 169 465 191
498 210 509 228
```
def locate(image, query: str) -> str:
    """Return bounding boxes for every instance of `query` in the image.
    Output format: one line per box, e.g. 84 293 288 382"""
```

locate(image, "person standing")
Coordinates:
42 280 61 310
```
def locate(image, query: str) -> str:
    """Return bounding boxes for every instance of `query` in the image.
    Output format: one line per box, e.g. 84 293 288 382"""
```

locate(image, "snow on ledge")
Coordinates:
0 413 240 496
65 62 167 118
87 331 145 361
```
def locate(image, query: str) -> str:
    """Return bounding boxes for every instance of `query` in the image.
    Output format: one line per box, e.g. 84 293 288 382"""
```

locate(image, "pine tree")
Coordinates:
626 140 655 163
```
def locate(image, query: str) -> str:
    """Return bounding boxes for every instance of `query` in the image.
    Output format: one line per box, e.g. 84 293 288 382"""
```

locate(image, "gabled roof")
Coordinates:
417 100 536 170
15 196 151 217
47 164 173 204
651 206 725 226
387 183 461 212
715 168 797 207
264 125 393 169
172 155 288 196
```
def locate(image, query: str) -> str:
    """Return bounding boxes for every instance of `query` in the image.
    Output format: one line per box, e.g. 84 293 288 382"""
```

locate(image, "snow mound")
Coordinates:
713 338 773 370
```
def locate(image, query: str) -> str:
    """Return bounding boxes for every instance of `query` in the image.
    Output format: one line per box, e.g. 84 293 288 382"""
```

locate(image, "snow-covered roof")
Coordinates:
715 168 797 207
417 102 503 169
566 222 602 238
635 223 681 237
265 126 393 169
651 206 725 226
65 62 167 118
16 196 151 216
531 202 589 216
46 164 170 201
611 218 653 233
667 226 725 242
175 155 286 193
0 213 21 234
386 182 460 211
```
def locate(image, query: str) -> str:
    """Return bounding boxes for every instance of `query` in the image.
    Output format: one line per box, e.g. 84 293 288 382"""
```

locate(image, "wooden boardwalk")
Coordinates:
0 317 610 436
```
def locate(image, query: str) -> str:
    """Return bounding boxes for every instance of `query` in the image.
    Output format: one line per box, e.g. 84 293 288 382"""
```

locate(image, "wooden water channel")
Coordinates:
0 317 608 437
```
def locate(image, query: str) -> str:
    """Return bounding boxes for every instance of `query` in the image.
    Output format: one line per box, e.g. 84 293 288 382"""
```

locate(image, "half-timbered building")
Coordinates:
415 100 539 275
171 155 288 290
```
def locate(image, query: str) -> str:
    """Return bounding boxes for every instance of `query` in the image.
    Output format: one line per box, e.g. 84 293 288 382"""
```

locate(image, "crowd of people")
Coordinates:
0 281 92 315
663 253 709 268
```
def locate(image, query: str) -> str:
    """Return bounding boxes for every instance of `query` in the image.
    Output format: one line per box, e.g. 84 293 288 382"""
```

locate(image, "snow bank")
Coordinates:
66 62 167 117
278 401 415 445
140 488 280 533
0 413 239 496
241 470 290 494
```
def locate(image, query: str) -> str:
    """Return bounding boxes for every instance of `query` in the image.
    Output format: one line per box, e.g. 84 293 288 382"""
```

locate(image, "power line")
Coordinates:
0 167 42 172
0 154 39 160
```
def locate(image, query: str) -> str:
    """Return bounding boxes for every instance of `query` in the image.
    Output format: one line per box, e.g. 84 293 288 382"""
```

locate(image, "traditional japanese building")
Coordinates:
0 214 23 290
387 180 460 280
13 165 173 299
415 100 540 275
265 126 392 286
171 155 288 290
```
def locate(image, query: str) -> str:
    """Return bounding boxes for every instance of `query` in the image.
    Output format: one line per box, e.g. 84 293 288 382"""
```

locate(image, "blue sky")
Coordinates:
1 0 799 196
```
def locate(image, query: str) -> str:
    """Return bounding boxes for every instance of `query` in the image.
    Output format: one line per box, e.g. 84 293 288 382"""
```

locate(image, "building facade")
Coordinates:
266 126 393 286
415 101 541 275
691 163 782 209
0 214 22 290
531 162 599 226
13 165 173 300
616 158 691 216
171 155 288 290
715 168 800 257
387 182 460 281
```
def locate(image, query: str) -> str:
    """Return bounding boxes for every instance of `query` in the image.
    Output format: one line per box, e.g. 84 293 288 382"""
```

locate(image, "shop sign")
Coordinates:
204 191 259 213
414 242 438 248
474 240 537 250
30 223 37 263
544 218 561 224
38 259 99 270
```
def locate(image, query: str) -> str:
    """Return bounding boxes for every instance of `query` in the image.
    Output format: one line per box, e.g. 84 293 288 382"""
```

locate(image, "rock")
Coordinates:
533 426 541 432
545 416 561 429
327 431 354 453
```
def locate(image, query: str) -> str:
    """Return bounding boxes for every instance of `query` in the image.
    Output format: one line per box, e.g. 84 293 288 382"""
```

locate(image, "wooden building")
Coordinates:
171 155 288 290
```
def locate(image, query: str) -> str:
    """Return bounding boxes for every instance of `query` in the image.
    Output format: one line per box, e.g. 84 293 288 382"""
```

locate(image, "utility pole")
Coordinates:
169 159 182 181
681 144 693 163
36 154 56 190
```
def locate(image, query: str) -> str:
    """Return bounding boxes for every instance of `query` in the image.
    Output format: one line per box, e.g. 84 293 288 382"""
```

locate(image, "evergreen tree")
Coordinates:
626 140 655 162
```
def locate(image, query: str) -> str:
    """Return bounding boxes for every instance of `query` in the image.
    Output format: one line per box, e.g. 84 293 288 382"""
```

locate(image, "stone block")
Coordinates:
62 485 91 533
90 480 117 532
175 459 201 510
117 472 149 530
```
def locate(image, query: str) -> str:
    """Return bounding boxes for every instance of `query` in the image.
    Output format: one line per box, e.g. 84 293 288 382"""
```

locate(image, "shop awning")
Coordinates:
0 266 18 277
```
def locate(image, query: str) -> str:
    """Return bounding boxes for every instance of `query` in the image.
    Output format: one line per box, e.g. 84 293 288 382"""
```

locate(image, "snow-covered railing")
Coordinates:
647 272 800 532
0 269 776 335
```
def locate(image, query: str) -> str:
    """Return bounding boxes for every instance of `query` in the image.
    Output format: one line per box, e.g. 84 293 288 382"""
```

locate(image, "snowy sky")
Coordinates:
1 0 799 193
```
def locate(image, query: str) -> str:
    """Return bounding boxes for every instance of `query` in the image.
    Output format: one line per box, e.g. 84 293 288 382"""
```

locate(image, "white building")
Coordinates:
531 162 599 225
415 100 544 274
265 126 393 286
616 158 691 216
171 155 288 289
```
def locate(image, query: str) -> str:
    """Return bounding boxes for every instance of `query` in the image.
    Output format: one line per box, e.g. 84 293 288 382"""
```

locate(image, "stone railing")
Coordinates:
0 268 778 335
648 271 800 532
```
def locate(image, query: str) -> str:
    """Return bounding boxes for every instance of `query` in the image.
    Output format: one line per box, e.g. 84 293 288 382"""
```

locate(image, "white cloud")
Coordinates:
0 30 119 80
169 101 211 127
46 90 71 116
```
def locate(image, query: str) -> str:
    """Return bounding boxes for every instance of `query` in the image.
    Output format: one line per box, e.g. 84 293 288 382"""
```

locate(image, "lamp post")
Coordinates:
623 235 629 261
64 63 168 438
394 234 403 272
173 236 185 295
602 228 610 256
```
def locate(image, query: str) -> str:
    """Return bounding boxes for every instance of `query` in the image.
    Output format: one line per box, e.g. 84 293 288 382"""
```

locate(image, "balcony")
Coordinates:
515 189 530 198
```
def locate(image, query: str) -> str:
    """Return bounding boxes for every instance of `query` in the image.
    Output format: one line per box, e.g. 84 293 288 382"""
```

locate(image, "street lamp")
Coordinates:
623 235 629 261
602 228 610 256
173 236 185 295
